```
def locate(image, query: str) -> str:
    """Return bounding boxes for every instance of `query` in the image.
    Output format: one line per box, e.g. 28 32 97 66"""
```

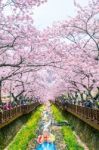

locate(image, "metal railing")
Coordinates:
55 101 99 130
67 104 99 124
0 102 40 128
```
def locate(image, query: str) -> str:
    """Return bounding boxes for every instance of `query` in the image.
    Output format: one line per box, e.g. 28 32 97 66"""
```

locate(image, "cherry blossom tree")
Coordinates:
40 0 99 104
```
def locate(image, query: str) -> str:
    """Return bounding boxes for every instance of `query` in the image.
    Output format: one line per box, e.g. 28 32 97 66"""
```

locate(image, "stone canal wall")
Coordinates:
0 113 32 150
64 111 99 150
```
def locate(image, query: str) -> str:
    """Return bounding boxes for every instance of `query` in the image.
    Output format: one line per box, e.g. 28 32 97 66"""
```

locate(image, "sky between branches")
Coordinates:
33 0 89 30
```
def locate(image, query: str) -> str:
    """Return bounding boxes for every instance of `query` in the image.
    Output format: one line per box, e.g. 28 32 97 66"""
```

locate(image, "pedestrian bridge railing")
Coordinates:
0 102 40 129
55 102 99 130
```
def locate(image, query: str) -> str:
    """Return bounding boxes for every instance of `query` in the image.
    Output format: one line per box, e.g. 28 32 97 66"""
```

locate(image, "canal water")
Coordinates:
36 142 56 150
36 103 57 150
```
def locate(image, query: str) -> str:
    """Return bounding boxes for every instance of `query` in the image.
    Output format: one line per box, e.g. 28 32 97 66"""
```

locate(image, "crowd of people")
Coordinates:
0 96 38 113
57 96 99 109
72 99 99 109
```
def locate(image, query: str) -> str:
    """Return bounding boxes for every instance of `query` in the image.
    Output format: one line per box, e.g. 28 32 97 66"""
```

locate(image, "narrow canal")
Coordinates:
6 103 89 150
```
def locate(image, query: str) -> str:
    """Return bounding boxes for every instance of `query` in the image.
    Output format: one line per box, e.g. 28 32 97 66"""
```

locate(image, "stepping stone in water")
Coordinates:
54 120 70 126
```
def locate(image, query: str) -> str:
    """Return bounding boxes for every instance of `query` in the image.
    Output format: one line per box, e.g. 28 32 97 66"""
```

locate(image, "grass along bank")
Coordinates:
7 106 43 150
51 104 84 150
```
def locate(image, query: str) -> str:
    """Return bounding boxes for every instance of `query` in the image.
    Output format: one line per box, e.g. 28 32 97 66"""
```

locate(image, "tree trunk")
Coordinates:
0 81 2 102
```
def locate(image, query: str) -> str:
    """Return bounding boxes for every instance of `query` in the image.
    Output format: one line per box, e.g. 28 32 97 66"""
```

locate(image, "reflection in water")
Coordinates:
36 142 56 150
